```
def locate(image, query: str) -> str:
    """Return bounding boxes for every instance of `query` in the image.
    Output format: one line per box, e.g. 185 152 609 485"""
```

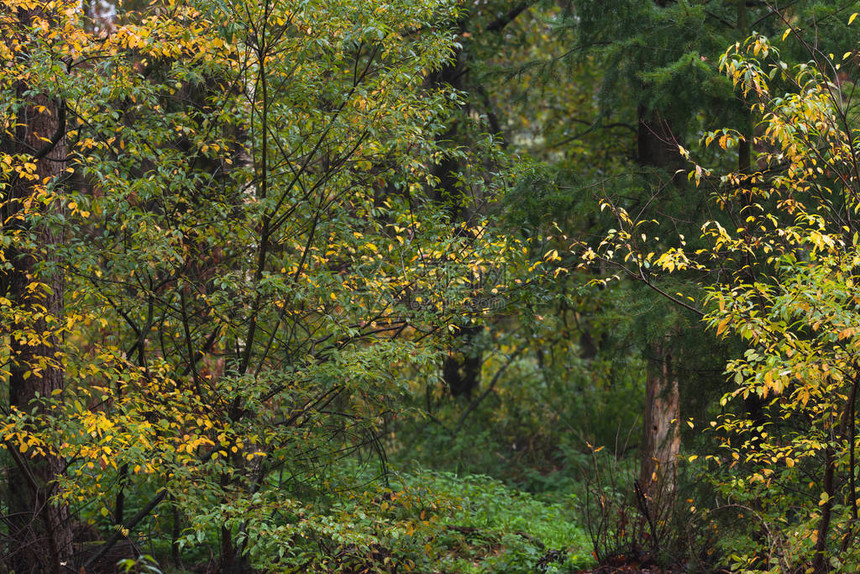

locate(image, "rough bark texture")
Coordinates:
2 10 73 570
639 343 680 499
635 100 682 501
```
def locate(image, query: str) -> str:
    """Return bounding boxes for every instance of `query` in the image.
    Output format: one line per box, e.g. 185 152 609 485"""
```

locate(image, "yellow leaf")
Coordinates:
850 12 858 25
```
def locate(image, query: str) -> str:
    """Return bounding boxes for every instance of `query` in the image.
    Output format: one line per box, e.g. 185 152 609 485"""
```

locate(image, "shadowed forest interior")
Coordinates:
4 1 860 573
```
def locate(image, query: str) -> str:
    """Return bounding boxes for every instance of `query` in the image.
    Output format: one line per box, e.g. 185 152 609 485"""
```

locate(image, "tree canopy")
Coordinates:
5 0 860 573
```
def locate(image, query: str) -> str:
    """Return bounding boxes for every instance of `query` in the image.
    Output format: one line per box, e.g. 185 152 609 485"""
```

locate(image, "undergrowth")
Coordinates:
392 469 593 574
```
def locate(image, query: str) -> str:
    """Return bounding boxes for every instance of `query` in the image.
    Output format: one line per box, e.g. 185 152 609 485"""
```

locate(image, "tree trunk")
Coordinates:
635 100 682 501
424 33 485 399
813 446 835 573
2 8 73 570
639 342 680 500
637 106 681 174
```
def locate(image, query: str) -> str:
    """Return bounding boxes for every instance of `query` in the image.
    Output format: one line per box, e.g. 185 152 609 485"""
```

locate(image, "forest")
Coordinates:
4 0 860 572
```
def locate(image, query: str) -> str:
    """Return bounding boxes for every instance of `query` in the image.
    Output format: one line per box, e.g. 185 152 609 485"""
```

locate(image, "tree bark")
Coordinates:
1 8 73 571
639 341 680 500
424 30 484 398
637 106 682 174
813 446 835 573
635 99 682 502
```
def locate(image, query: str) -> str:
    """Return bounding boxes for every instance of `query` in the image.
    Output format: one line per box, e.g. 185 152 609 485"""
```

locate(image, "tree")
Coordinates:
556 0 860 504
581 11 860 569
693 28 860 571
559 0 742 503
0 0 534 570
0 1 82 569
531 2 860 569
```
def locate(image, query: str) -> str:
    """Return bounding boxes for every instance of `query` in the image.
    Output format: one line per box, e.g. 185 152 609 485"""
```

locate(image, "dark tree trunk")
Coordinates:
1 9 73 571
636 103 682 502
424 34 485 398
637 106 681 174
813 446 835 573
